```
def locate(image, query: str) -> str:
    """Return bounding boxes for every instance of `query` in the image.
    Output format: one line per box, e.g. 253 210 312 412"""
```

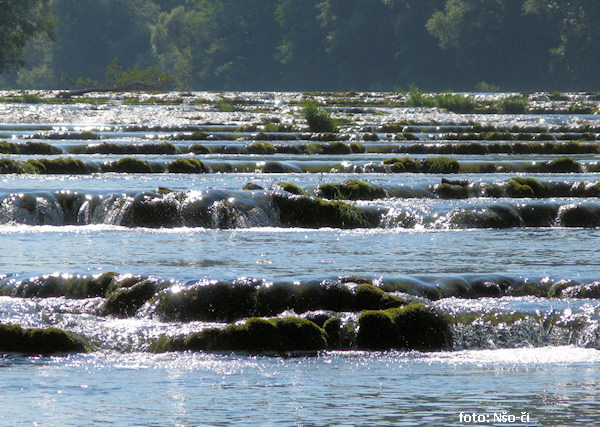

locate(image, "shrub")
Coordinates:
434 94 475 113
498 96 528 114
302 103 337 133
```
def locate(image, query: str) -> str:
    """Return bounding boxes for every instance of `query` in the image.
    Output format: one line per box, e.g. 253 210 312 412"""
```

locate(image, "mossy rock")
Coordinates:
560 283 600 299
155 281 257 322
63 272 118 299
36 158 92 174
254 282 296 316
337 180 387 200
167 158 208 173
507 177 548 198
304 143 324 154
113 157 153 173
434 183 469 199
0 324 88 354
272 194 377 229
548 280 578 298
276 182 308 196
241 183 264 190
100 280 157 318
383 157 419 173
349 143 366 153
248 142 276 154
543 157 581 173
124 193 180 228
560 205 600 227
322 142 351 155
421 157 460 174
150 317 327 354
21 142 62 155
0 158 28 174
357 304 452 351
0 141 18 154
353 284 405 310
189 144 211 154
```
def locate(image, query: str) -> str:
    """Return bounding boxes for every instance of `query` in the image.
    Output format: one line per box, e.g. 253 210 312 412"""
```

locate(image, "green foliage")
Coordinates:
0 0 54 71
105 58 174 90
302 103 337 133
215 100 235 112
434 94 475 113
498 95 529 114
406 86 434 107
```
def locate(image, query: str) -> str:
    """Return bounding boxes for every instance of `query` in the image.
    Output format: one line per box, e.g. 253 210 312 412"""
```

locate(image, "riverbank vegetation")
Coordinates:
1 1 600 91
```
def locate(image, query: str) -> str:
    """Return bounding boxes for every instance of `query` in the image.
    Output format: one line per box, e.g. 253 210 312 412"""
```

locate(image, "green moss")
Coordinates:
59 272 117 299
254 282 296 316
304 143 324 154
0 158 27 174
560 205 600 227
79 130 101 140
322 141 351 154
100 280 157 318
189 144 211 154
316 180 386 200
353 284 405 310
548 280 576 298
435 183 469 199
248 142 276 154
357 304 452 351
155 281 257 322
215 100 235 112
167 158 208 173
421 156 460 174
0 324 89 354
349 142 366 153
273 194 376 229
383 157 419 173
36 158 93 174
544 157 581 173
507 177 548 198
277 182 308 196
114 157 153 173
150 316 327 354
0 141 17 154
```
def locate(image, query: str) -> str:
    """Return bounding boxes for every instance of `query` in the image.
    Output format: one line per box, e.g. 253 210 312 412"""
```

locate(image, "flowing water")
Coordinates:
1 91 600 425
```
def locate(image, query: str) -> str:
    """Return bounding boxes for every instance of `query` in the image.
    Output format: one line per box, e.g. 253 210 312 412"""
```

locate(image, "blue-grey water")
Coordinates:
2 92 600 425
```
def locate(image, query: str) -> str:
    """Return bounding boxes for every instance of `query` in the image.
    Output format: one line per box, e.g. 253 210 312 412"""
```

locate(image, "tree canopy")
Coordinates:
0 0 54 71
1 0 600 91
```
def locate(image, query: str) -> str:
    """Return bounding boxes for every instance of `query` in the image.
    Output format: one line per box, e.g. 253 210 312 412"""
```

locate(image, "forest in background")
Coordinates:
1 0 599 92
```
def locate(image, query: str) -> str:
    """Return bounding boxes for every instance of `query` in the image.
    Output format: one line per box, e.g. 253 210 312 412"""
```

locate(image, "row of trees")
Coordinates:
1 0 599 91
